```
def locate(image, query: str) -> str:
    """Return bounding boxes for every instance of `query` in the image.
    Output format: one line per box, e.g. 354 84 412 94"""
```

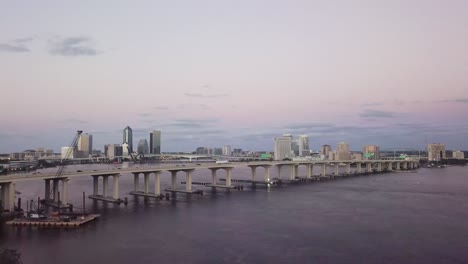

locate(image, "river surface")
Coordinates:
1 165 468 263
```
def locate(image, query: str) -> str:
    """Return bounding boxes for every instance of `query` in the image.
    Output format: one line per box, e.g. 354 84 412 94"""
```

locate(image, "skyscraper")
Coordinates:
297 135 310 157
363 145 380 160
150 130 161 154
427 143 446 161
336 142 351 160
77 133 93 158
321 145 332 158
274 135 292 160
137 139 149 155
123 126 133 151
223 145 232 156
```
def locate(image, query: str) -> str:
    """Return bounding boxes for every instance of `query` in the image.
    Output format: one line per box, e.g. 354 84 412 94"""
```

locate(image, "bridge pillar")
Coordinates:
171 171 177 189
61 178 69 205
103 176 109 197
226 168 232 187
133 173 139 192
186 171 192 191
44 179 51 201
289 165 297 180
334 164 339 175
396 162 401 171
276 165 282 180
113 175 120 200
211 169 217 184
1 182 15 211
402 162 408 170
307 164 313 179
144 173 150 194
250 166 256 181
264 166 270 182
356 163 362 173
377 162 382 172
93 176 99 196
53 179 60 202
345 163 351 174
387 162 393 171
321 164 327 176
366 163 372 173
154 172 161 196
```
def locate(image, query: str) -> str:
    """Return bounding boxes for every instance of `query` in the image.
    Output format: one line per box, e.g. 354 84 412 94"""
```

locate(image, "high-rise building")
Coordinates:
123 126 133 151
336 142 351 160
362 145 380 160
297 135 310 157
274 135 292 160
61 147 76 159
150 130 161 154
77 133 93 158
214 148 223 155
104 144 123 159
427 143 446 161
321 145 332 157
452 151 465 159
137 139 149 155
223 145 232 156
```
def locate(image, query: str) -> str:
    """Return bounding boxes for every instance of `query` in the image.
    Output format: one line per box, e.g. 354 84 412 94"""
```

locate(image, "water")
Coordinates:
1 165 468 263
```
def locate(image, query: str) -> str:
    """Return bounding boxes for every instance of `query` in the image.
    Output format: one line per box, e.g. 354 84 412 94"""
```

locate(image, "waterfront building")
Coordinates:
351 153 363 161
328 151 336 161
223 145 232 156
149 130 161 154
77 133 93 158
363 145 380 160
105 144 123 159
336 142 351 160
274 135 292 160
232 148 243 156
427 143 446 161
137 139 149 155
123 126 133 152
214 148 223 155
122 143 130 157
61 147 76 159
452 151 465 159
297 135 310 157
321 145 332 158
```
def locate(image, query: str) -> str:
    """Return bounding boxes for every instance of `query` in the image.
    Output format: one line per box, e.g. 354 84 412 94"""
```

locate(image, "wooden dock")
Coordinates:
6 214 100 227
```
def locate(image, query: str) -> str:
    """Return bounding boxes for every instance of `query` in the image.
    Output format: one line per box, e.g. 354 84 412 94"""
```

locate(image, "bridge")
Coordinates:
0 159 420 211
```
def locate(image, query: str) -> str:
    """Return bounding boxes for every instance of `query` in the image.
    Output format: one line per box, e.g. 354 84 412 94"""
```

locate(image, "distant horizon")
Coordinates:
1 1 468 152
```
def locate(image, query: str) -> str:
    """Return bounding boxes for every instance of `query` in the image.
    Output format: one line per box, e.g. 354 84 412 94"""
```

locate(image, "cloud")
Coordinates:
0 43 29 53
184 93 228 98
49 37 98 56
360 109 397 119
453 98 468 104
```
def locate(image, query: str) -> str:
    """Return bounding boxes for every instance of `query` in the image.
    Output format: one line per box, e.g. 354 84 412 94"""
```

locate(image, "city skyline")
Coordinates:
1 1 468 152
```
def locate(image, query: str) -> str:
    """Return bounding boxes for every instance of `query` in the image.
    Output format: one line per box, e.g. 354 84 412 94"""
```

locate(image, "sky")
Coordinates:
1 0 468 153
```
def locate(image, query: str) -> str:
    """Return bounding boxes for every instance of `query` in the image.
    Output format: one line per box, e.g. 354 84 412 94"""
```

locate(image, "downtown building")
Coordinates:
452 151 465 159
137 139 149 155
362 145 380 160
321 145 332 159
297 135 310 157
223 145 232 156
336 142 351 161
150 130 161 154
105 144 123 159
77 133 93 158
427 143 446 161
274 135 293 160
123 126 133 152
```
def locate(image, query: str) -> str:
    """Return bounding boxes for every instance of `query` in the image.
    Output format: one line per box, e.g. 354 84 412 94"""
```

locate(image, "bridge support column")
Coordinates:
356 163 362 173
377 162 382 172
211 169 217 185
387 162 393 171
171 171 177 189
186 171 192 191
53 179 59 202
321 164 327 176
346 163 351 174
334 164 339 175
113 175 120 200
277 165 282 180
307 165 313 179
93 176 99 196
133 173 139 192
154 172 161 196
226 168 232 187
1 183 15 211
402 162 408 170
250 167 256 181
289 165 297 180
44 179 51 201
144 173 150 194
396 162 401 171
264 166 270 182
61 178 69 205
366 163 372 173
103 176 109 197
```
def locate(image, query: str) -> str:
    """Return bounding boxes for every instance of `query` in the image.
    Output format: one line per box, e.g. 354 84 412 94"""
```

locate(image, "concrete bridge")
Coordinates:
0 159 420 211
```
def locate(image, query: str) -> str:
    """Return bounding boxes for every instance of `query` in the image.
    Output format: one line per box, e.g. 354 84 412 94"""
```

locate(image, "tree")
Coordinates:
0 248 23 264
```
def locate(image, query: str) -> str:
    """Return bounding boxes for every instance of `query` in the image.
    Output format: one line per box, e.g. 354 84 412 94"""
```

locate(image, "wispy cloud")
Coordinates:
184 93 228 98
360 109 398 119
0 43 29 53
49 37 98 56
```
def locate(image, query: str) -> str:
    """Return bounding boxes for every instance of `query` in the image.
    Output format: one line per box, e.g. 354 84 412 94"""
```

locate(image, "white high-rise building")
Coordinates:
363 145 380 160
336 142 351 160
452 151 465 159
77 133 93 158
61 147 76 160
297 135 310 157
123 126 133 151
150 130 161 154
274 136 292 160
223 145 232 156
427 143 446 161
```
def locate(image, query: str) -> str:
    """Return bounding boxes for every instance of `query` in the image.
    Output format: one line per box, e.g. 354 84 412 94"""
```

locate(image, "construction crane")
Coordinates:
126 144 145 163
46 130 82 202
